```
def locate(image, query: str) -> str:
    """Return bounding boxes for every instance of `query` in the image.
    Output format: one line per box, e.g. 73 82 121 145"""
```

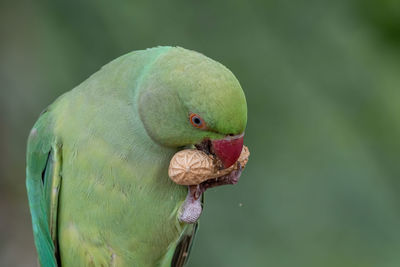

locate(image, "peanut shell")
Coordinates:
168 145 250 185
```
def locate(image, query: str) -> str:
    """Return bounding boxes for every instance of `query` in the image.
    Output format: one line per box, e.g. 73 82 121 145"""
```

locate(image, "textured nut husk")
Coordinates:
169 146 250 185
168 149 215 185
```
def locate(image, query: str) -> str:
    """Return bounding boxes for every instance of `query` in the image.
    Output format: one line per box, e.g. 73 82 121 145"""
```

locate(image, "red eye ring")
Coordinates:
189 113 207 129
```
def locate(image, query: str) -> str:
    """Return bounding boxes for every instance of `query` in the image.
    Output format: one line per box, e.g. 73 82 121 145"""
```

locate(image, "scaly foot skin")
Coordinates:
202 162 242 190
179 185 203 224
179 163 242 223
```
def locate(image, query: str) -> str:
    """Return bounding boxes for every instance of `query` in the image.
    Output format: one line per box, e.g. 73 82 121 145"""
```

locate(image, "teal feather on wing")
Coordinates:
26 109 61 266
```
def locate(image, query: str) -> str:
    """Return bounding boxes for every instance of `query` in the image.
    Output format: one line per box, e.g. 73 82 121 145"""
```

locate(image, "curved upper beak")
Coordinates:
212 133 244 168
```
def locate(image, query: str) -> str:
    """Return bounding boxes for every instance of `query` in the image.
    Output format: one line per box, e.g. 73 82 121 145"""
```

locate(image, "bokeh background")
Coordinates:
1 0 400 266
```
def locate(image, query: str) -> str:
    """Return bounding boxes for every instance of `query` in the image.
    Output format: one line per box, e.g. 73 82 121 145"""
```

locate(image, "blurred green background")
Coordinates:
1 0 400 266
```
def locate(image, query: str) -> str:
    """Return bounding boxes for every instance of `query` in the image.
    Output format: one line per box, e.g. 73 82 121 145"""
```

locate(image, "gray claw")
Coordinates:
229 162 242 185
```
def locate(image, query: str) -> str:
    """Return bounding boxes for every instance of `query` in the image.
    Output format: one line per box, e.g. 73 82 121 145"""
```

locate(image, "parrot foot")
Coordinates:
179 185 203 224
178 163 243 224
201 162 243 190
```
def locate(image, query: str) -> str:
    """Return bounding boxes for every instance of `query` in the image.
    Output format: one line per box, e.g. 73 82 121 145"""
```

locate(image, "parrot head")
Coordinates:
138 47 247 168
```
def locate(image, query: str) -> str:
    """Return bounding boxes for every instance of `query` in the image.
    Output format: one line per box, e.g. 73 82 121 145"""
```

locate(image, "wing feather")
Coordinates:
26 111 61 266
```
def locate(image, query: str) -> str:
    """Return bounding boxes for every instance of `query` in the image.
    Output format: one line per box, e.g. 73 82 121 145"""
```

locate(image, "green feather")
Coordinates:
26 108 58 267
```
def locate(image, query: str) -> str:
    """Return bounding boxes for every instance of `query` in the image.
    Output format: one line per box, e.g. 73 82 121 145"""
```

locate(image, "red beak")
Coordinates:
212 134 244 168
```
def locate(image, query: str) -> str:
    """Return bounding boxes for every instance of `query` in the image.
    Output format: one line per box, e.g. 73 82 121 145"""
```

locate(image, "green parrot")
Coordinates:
26 46 247 266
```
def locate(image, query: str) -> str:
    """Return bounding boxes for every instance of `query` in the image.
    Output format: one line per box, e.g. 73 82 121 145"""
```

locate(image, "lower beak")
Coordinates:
212 133 244 168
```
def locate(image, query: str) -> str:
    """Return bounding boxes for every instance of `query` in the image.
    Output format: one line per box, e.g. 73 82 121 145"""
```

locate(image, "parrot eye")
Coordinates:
189 113 206 129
